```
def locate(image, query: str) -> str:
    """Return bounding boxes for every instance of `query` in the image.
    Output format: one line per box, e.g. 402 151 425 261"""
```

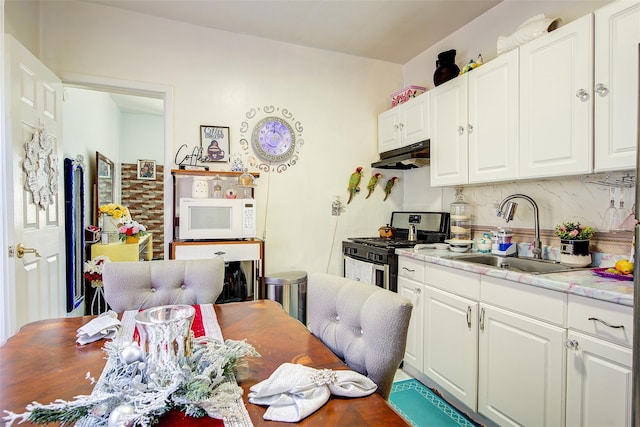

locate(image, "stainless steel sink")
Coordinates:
446 253 589 274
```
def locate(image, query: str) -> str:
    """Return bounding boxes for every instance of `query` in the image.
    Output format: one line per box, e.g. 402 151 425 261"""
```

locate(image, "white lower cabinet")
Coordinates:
398 256 632 427
478 303 566 426
398 257 425 369
423 286 478 410
565 294 633 427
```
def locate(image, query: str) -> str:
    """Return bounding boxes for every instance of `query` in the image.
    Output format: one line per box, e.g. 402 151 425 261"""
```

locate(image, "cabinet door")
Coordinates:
594 1 640 172
478 304 565 427
397 276 424 370
468 49 519 183
400 93 430 146
423 286 478 410
566 330 632 427
519 14 593 179
430 75 469 186
378 107 401 153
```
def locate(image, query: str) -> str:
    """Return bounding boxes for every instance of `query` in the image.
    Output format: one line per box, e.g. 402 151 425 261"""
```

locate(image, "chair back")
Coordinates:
102 258 225 312
307 272 413 399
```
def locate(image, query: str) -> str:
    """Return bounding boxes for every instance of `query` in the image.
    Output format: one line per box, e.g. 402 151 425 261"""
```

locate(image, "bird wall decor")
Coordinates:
366 173 382 199
347 166 363 204
383 176 398 201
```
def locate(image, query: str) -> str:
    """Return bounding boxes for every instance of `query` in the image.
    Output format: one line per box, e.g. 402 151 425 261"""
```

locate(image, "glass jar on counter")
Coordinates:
450 188 472 241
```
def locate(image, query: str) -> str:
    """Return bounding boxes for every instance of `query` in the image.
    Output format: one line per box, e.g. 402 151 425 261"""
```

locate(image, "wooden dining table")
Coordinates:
0 299 409 426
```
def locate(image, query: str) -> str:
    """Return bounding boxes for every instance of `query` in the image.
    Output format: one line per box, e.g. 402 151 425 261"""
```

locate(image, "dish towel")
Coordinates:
248 363 377 422
76 310 121 345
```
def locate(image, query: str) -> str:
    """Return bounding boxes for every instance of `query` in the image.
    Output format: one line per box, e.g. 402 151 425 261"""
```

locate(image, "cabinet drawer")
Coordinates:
481 276 566 326
568 294 633 348
398 257 425 283
173 242 261 261
425 263 480 300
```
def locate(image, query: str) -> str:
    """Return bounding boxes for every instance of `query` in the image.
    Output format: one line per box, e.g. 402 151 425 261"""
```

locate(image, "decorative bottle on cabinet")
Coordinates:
434 49 461 86
450 188 472 241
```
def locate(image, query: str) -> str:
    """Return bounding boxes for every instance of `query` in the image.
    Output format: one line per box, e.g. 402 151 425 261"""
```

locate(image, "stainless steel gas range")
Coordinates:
343 211 450 292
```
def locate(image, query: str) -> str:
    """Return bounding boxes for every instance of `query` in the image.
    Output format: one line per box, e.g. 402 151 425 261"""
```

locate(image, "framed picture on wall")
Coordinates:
200 125 230 162
137 159 156 180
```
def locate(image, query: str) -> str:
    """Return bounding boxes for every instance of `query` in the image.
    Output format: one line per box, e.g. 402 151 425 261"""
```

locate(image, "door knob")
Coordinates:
16 243 41 259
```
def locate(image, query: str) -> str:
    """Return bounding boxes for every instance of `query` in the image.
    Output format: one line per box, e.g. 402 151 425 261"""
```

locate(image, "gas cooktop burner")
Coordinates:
349 236 444 248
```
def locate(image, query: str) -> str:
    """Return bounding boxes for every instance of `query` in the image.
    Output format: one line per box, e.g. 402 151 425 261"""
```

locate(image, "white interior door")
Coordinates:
4 35 65 338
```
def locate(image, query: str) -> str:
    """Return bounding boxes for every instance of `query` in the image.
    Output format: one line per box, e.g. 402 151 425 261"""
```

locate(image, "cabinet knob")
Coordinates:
594 83 609 97
467 124 474 134
415 287 422 294
458 125 465 135
565 339 579 350
575 89 590 102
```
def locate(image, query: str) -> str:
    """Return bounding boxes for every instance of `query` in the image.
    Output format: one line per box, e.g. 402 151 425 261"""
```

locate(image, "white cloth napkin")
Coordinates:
248 363 377 422
76 310 121 345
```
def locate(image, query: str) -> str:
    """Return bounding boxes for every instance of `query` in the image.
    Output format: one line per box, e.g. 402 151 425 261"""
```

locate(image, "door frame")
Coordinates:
1 0 9 344
60 72 174 260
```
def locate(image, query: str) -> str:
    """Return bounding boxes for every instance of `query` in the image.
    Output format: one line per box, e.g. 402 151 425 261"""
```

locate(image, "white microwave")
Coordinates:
179 198 256 240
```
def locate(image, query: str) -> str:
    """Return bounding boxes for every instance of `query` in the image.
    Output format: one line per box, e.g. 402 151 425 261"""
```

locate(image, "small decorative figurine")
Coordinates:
366 173 382 199
347 167 364 204
383 177 398 201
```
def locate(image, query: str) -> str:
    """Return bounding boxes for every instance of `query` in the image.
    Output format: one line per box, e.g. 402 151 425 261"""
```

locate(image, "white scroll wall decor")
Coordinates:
23 127 59 210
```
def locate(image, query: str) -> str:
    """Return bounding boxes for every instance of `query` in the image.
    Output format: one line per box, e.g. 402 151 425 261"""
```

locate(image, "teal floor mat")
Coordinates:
389 379 479 427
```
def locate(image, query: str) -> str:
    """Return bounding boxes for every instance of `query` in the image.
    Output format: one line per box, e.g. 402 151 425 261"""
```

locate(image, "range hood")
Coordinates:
371 139 430 170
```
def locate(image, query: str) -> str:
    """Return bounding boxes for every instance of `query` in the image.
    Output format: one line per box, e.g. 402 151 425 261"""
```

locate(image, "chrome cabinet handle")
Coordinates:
457 125 465 135
466 306 472 329
415 287 422 294
588 317 624 329
576 89 590 102
467 124 474 134
594 83 609 97
479 307 485 331
16 243 40 259
565 339 579 350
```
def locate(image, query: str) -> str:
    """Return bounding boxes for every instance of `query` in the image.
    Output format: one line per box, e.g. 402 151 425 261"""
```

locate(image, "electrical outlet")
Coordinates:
331 198 342 216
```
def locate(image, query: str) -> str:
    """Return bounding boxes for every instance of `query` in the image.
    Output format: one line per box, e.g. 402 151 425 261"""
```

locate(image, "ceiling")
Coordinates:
80 0 502 64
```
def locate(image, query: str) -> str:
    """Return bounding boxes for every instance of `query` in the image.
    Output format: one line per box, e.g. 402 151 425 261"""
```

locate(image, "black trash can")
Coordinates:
265 271 307 324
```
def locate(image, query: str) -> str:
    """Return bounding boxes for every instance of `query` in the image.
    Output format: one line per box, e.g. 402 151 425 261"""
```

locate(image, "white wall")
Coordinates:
35 1 404 276
119 112 164 164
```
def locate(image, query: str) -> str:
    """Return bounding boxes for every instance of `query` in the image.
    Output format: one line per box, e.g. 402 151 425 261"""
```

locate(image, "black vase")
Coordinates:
433 49 460 87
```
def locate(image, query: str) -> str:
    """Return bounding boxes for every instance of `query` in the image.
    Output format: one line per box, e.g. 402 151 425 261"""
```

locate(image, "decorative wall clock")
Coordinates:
23 127 58 210
239 105 304 173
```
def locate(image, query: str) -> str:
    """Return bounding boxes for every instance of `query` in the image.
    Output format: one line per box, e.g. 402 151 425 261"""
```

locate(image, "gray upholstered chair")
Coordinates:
306 272 413 399
102 258 225 312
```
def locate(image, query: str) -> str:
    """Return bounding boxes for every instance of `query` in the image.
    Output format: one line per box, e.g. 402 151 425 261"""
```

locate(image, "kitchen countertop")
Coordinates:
396 248 633 307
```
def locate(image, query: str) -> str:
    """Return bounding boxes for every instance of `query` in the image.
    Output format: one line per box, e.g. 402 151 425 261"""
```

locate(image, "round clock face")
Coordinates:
251 116 296 163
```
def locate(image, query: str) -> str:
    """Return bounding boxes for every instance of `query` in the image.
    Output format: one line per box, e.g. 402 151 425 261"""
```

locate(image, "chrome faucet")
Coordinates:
497 194 542 259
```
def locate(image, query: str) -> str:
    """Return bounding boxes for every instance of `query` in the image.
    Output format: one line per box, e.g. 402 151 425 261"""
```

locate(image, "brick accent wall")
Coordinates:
121 163 164 259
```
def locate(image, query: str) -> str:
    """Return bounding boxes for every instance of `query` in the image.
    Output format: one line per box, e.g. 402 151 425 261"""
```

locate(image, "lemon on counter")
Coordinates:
615 259 634 275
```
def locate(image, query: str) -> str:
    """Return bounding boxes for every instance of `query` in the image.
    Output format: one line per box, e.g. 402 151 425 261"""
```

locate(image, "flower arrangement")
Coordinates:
554 221 595 240
84 256 110 283
119 221 147 242
99 203 130 220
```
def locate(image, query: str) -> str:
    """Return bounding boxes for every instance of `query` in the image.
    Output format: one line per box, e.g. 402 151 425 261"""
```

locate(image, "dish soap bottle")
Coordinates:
450 187 472 242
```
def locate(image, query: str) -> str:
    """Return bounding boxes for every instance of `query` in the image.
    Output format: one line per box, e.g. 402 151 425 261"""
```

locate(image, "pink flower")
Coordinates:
569 229 579 237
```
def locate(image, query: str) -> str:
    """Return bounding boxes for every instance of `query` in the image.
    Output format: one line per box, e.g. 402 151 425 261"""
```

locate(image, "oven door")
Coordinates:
343 255 389 290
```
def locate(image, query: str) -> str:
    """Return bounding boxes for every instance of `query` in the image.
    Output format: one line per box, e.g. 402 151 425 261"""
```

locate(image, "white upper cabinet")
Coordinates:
430 75 469 186
594 0 640 172
519 13 593 179
377 93 429 153
468 49 519 183
431 49 519 187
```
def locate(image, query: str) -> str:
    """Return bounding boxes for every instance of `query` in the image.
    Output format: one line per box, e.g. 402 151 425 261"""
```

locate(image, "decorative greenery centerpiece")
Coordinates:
554 221 594 241
3 337 260 427
118 221 147 242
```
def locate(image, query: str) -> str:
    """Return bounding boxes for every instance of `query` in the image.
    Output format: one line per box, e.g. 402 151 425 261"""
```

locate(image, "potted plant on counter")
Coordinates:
554 221 594 267
118 220 147 243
